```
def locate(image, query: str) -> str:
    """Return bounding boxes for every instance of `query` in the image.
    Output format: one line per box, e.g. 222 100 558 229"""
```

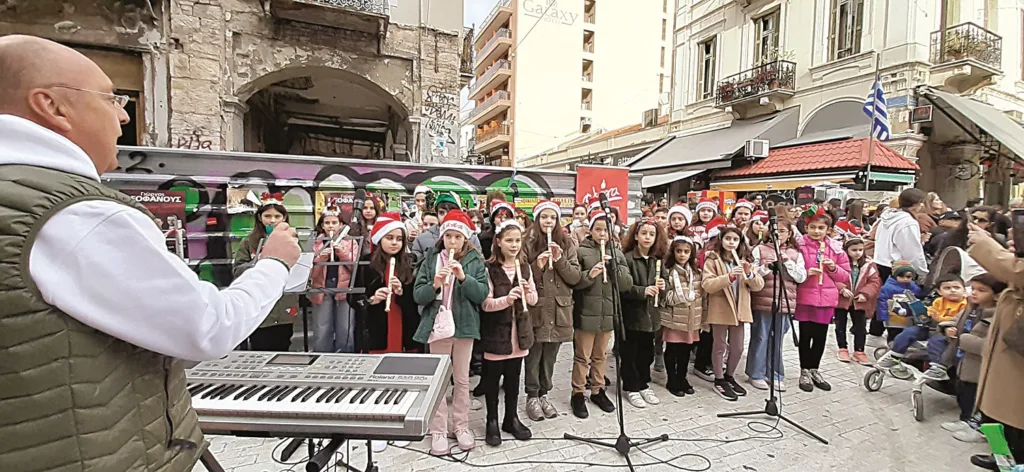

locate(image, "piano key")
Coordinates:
383 389 399 405
316 388 336 403
290 387 312 402
301 387 321 402
359 388 375 404
393 389 408 405
273 386 298 401
190 384 216 397
374 389 391 405
348 388 367 404
233 385 260 400
201 384 229 399
327 388 346 403
242 385 269 401
258 385 284 401
187 383 208 395
215 385 244 400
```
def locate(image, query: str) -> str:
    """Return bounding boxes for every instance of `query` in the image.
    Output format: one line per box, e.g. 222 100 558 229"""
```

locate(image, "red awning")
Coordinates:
716 138 919 178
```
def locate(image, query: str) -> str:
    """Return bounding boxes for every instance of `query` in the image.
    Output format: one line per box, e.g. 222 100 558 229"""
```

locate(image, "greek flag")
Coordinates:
863 79 891 140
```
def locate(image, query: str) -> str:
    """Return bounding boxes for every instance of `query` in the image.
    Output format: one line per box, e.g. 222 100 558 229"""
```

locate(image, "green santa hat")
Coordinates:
434 191 460 210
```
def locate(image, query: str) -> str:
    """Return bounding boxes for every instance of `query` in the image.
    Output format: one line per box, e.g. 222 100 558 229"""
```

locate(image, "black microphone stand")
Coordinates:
717 213 828 445
564 206 668 472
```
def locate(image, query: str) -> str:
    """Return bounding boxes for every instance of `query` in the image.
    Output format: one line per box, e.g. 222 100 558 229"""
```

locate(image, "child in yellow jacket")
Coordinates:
877 274 967 381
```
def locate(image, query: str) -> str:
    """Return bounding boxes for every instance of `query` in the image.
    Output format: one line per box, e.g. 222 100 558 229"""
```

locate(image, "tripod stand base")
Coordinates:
719 400 829 445
564 432 668 470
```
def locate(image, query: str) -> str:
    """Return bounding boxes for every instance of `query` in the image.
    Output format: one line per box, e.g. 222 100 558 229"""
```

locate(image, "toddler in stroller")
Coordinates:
876 273 967 381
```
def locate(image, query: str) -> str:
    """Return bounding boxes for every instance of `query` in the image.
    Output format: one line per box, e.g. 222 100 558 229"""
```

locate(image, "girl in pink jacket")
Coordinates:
310 207 359 353
794 207 851 392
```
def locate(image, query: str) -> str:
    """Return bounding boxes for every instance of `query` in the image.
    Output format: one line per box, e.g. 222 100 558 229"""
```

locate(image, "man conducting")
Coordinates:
0 35 301 471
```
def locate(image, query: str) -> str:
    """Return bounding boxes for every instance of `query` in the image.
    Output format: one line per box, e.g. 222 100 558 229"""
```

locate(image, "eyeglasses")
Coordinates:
49 85 130 108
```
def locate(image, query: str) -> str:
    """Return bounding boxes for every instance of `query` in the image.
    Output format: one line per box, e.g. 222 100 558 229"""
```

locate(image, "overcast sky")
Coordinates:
464 0 497 29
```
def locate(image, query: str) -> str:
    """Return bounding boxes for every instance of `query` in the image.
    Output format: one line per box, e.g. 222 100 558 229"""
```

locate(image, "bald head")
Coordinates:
0 35 129 175
0 35 103 113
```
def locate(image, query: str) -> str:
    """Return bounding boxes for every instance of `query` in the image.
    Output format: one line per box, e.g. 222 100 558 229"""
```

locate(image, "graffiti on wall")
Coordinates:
106 147 579 289
421 85 459 162
174 129 214 150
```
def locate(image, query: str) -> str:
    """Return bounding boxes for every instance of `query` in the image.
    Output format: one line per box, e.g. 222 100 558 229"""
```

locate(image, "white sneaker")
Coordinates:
942 420 971 432
639 388 660 405
876 351 900 369
865 335 886 348
371 440 388 453
953 428 987 443
627 392 646 408
393 440 410 447
774 380 787 392
470 398 483 411
748 379 769 390
922 365 950 381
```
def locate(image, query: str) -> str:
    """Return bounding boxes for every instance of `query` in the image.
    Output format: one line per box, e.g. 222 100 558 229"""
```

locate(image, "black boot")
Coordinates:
571 393 589 419
502 416 532 440
590 389 615 413
485 419 502 446
970 454 998 471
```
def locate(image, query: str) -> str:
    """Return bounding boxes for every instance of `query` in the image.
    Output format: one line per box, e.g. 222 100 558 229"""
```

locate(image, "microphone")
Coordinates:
767 206 778 225
353 188 367 212
598 191 611 214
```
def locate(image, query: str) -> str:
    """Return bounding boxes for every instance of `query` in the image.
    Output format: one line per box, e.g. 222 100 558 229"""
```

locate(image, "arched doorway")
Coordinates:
237 66 412 160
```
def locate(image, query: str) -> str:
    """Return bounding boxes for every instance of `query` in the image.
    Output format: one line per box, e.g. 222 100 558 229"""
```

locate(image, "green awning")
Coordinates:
868 171 915 184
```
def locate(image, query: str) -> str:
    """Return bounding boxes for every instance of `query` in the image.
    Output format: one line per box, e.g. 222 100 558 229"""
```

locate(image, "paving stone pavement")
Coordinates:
194 328 988 472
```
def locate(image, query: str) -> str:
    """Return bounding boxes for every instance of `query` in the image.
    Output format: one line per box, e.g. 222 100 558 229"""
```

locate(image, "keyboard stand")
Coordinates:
199 449 226 472
307 436 379 472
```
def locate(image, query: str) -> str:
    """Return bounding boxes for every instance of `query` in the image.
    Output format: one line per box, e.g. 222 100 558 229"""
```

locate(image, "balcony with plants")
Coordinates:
270 0 389 35
928 22 1002 92
715 51 795 118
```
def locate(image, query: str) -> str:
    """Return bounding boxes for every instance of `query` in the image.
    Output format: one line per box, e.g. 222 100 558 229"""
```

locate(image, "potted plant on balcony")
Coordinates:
719 81 736 103
943 30 968 61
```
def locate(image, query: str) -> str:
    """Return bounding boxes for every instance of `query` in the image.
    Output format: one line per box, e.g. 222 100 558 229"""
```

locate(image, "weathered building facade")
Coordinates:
0 0 468 163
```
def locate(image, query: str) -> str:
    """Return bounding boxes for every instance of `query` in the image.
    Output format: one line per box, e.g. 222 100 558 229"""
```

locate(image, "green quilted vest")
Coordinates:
0 165 205 472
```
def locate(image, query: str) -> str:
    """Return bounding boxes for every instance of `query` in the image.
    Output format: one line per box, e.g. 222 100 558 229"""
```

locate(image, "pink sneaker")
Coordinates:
853 351 872 366
455 429 475 451
430 432 449 456
837 349 851 363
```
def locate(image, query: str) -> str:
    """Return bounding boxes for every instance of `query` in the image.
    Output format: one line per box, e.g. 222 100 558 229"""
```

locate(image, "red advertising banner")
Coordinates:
576 165 629 221
122 190 188 256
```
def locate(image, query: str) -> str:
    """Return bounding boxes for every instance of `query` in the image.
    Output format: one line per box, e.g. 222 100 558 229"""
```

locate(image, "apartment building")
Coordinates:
468 0 673 167
626 0 1024 207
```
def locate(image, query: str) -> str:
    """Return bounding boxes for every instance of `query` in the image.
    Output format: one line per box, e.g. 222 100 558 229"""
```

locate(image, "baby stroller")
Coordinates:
862 246 983 421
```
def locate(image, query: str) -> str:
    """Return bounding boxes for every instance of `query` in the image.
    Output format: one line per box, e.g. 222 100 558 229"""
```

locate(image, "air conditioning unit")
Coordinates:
581 117 593 125
745 139 769 158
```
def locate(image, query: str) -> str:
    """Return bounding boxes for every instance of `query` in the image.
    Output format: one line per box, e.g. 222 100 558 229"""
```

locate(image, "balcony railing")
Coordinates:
715 60 796 107
479 28 512 56
475 0 512 42
307 0 388 15
929 22 1002 70
583 43 595 53
471 59 511 96
582 74 593 82
581 102 593 111
468 90 511 122
584 13 595 24
478 123 511 142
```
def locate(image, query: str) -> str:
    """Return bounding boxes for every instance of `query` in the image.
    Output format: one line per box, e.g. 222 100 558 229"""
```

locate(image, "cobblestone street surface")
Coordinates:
196 329 987 472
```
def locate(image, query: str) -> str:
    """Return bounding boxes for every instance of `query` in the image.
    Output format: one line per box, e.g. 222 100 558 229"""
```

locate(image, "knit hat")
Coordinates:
705 216 730 239
440 209 475 238
667 204 692 226
735 199 755 212
370 212 405 245
496 219 524 235
434 192 460 210
672 235 694 245
750 210 769 224
413 185 430 195
533 200 560 219
588 208 609 230
695 198 717 214
891 260 916 278
491 201 515 219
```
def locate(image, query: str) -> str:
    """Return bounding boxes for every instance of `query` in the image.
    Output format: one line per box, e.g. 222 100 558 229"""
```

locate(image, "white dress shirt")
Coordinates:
1 114 290 362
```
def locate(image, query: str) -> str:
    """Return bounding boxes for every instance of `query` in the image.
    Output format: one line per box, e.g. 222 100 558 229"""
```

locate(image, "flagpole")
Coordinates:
865 52 881 192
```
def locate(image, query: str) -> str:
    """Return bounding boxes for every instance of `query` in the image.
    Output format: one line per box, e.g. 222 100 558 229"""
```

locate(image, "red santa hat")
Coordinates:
490 201 515 219
695 198 718 214
496 219 524 235
260 192 284 206
588 208 609 229
735 199 755 212
370 212 405 245
750 210 769 224
533 200 561 219
705 216 730 239
835 220 862 238
667 204 692 226
440 209 475 238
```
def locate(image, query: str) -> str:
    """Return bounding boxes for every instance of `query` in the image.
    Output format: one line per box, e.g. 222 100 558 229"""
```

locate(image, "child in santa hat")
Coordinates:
730 199 756 227
570 208 633 419
412 209 489 455
522 200 582 422
479 219 538 446
310 206 359 354
667 204 692 238
691 198 718 245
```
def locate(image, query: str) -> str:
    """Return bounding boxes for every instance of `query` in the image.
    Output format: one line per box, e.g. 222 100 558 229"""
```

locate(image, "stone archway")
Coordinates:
231 65 413 160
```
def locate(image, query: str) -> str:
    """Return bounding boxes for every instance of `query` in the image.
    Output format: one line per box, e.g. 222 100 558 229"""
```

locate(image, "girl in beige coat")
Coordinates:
702 225 765 401
661 236 703 397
